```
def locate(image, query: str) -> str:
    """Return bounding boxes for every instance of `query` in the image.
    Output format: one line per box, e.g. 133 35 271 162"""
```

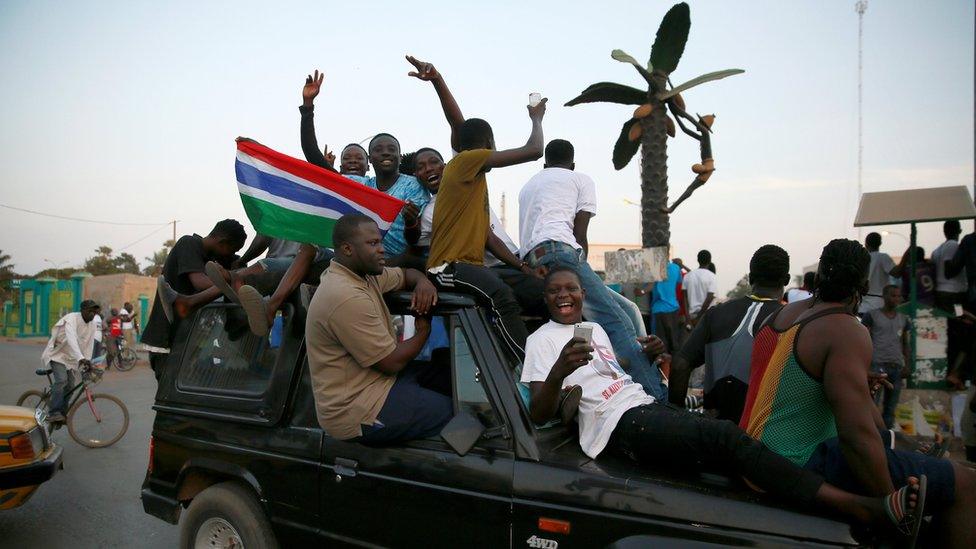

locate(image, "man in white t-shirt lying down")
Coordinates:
520 265 929 538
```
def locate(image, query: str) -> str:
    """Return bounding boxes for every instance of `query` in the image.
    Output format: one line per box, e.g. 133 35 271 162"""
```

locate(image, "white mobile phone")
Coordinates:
955 304 965 317
573 323 593 344
529 92 542 107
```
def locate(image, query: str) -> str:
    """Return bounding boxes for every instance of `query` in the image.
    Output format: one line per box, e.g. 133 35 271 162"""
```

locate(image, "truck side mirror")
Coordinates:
439 412 485 456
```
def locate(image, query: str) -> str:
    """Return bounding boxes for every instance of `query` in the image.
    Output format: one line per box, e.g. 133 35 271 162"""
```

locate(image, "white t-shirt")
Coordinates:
786 288 812 303
860 251 896 313
418 196 518 268
932 239 966 293
521 321 654 459
41 312 99 370
518 167 597 255
683 268 717 316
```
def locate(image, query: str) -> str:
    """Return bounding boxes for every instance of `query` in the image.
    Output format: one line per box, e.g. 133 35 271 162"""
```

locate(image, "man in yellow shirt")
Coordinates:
426 99 547 358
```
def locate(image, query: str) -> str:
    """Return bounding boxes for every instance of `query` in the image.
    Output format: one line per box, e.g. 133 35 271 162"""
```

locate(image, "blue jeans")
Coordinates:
356 362 453 446
525 241 668 401
49 361 76 415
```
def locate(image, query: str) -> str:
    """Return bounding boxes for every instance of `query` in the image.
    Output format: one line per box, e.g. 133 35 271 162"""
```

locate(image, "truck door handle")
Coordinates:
334 458 358 479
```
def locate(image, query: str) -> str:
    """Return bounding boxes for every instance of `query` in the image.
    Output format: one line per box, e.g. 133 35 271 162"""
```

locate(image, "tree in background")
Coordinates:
726 274 751 300
143 239 175 277
0 249 16 302
565 2 743 249
83 246 142 276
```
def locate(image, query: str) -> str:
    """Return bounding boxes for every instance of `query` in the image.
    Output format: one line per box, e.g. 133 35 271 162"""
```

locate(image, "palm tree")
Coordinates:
566 2 743 249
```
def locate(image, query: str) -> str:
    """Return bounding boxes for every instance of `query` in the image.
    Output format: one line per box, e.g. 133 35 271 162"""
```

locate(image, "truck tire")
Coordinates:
180 481 279 549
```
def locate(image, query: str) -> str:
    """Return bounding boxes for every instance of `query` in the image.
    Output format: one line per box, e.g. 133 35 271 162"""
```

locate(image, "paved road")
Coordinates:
0 341 178 548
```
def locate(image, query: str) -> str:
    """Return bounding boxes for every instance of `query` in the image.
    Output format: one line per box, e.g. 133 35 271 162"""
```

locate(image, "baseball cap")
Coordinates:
80 299 100 310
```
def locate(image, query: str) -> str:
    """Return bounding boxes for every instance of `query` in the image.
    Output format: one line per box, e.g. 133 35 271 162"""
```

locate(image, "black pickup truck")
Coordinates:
142 292 860 548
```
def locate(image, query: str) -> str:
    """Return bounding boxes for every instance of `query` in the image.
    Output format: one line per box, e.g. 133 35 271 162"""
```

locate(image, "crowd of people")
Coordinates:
38 56 973 545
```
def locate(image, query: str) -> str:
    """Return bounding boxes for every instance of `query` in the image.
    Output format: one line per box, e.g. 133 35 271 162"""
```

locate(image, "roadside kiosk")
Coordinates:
854 185 975 388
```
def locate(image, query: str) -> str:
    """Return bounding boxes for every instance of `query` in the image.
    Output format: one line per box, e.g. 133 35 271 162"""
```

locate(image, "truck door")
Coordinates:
319 313 514 547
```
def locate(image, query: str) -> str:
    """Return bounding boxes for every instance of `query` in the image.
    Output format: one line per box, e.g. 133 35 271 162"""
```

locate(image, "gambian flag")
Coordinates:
235 138 405 247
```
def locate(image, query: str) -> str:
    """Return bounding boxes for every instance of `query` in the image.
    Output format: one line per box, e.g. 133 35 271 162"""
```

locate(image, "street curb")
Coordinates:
3 337 48 346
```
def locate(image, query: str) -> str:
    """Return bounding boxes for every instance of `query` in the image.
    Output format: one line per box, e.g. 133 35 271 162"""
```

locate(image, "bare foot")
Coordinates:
864 475 926 544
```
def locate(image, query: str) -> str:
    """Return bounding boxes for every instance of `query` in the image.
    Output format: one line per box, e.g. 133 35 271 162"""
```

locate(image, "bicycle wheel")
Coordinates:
17 389 48 411
67 392 129 448
116 348 138 372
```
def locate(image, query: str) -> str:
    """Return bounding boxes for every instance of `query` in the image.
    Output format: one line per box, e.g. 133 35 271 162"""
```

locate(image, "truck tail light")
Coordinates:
538 517 571 535
10 432 36 459
147 435 155 474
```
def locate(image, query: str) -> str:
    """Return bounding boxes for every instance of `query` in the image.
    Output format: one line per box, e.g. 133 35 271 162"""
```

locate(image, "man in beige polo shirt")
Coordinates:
306 213 448 445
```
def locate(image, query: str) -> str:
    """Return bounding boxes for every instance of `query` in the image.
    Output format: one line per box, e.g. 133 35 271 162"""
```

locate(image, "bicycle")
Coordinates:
112 335 139 372
17 360 130 448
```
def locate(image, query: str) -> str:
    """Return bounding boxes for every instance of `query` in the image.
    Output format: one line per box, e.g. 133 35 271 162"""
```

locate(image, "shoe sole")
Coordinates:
238 286 270 336
206 262 240 304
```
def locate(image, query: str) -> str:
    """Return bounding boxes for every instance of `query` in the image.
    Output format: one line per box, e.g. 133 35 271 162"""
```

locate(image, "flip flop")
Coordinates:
923 441 948 459
205 261 240 304
558 385 582 425
883 474 927 546
238 285 270 336
156 276 176 323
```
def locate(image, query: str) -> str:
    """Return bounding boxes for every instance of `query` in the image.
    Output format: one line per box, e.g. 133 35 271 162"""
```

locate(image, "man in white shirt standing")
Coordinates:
859 232 897 314
682 250 718 325
932 220 968 388
519 139 666 400
40 300 101 422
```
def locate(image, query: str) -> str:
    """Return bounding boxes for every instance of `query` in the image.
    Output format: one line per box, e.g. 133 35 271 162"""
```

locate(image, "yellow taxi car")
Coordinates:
0 404 62 509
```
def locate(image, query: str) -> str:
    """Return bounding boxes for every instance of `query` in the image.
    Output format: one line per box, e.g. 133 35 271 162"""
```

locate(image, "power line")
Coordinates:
0 203 169 226
116 224 173 252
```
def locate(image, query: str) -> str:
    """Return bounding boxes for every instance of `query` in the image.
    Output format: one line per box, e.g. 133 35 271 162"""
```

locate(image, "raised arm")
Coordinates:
822 321 894 496
406 56 465 152
484 99 546 169
299 70 337 173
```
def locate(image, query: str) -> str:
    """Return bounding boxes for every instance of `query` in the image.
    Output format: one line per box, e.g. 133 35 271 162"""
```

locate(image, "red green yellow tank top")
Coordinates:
739 307 849 466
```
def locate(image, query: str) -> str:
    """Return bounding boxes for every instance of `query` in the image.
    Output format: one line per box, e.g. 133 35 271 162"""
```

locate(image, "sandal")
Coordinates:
156 276 177 323
238 285 271 336
558 385 582 425
205 261 240 304
883 475 927 547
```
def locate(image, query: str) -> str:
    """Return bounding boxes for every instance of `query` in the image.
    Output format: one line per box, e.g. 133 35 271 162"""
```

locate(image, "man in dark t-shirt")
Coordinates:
141 219 247 379
669 245 791 422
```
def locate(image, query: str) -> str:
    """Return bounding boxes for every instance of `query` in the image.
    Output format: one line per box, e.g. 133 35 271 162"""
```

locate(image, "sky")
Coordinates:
0 0 973 294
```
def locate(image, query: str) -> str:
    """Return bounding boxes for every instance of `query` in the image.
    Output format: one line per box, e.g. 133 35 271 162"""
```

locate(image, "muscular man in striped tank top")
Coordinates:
741 239 976 548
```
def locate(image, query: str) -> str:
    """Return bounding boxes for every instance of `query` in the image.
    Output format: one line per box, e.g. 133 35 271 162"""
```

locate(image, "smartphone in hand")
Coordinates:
573 323 593 345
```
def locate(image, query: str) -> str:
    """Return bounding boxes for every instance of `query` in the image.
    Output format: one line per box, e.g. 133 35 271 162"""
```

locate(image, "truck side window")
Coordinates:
453 325 502 429
177 307 277 397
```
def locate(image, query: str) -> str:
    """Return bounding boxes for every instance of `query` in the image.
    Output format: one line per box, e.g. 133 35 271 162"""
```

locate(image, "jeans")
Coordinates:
611 291 647 337
873 362 903 429
49 361 76 415
430 262 528 358
608 403 823 505
356 362 453 446
525 241 667 400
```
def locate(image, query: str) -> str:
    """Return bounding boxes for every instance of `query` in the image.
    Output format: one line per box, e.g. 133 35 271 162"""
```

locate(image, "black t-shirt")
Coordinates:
951 233 976 303
141 234 209 348
676 295 782 422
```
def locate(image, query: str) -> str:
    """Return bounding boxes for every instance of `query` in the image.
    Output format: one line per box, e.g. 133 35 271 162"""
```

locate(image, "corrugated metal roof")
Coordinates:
854 186 975 226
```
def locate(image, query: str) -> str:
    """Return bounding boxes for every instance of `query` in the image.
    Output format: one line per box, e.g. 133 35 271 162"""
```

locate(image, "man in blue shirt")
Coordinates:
298 70 429 257
637 259 684 353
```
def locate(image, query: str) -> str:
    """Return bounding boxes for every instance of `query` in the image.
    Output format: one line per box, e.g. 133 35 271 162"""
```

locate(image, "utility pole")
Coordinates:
172 220 177 242
856 0 868 240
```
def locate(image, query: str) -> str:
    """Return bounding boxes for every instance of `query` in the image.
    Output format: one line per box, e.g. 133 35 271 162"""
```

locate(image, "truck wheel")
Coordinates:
180 481 278 549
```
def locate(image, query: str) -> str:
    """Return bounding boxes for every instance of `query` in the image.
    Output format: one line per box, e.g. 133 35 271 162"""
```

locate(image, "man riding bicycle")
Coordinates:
40 300 101 422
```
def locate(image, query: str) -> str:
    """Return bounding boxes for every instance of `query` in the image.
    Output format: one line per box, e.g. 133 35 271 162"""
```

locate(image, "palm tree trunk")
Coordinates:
638 89 670 248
